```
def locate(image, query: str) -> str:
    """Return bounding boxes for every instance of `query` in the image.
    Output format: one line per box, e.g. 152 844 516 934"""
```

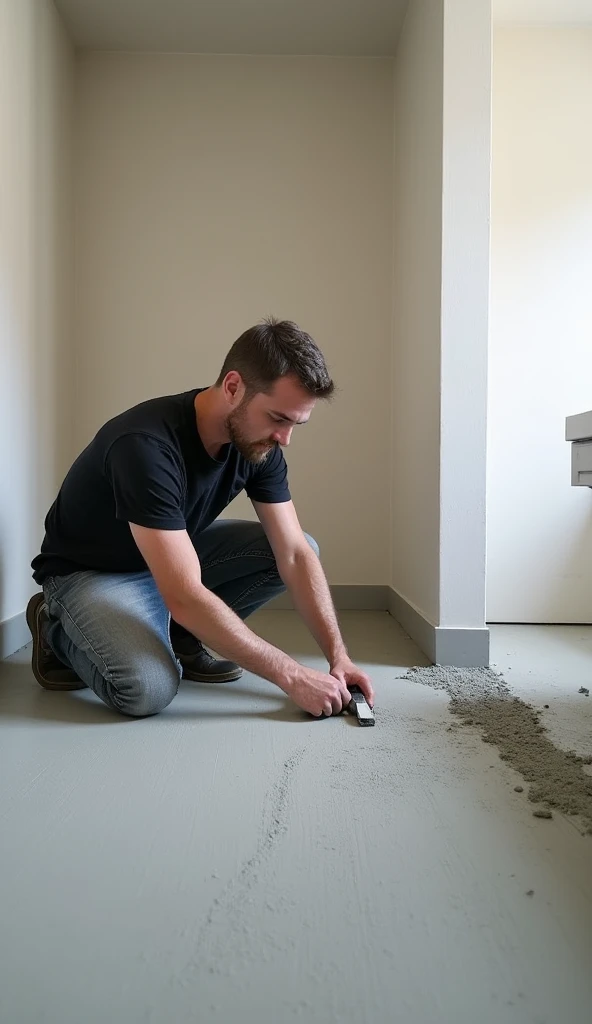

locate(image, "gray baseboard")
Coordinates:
269 585 390 611
1 610 30 660
387 588 490 667
271 584 489 666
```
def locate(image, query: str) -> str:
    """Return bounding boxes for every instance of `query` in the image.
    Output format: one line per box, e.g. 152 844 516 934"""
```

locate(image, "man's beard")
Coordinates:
226 407 275 465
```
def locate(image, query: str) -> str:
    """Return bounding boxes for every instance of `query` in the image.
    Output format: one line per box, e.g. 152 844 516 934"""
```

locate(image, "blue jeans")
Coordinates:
43 520 317 718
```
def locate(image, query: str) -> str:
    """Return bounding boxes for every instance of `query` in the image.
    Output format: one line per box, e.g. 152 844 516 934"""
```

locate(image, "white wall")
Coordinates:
439 0 490 627
74 54 394 586
488 27 592 622
0 0 74 655
392 0 444 626
392 0 490 633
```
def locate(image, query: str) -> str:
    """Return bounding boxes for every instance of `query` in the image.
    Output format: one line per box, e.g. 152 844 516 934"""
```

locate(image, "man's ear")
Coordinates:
222 371 243 404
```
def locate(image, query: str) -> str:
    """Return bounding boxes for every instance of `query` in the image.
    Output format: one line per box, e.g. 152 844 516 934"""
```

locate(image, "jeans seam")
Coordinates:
49 592 114 683
201 550 276 572
232 567 283 609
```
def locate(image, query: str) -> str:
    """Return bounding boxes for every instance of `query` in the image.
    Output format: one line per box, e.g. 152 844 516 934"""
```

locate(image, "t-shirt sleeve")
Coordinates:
105 433 187 530
245 444 292 504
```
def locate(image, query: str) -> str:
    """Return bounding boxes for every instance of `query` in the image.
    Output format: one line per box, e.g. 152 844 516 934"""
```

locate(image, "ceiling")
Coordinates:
53 0 410 56
53 0 592 55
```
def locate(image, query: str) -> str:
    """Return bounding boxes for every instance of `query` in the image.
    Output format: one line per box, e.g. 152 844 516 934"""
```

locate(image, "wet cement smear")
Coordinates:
405 666 592 834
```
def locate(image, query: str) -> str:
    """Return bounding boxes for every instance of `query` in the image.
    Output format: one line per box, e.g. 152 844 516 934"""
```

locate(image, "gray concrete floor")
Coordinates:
1 612 591 1024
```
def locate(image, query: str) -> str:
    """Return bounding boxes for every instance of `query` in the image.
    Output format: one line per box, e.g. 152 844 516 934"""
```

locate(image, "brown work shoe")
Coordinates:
25 594 85 691
173 637 243 684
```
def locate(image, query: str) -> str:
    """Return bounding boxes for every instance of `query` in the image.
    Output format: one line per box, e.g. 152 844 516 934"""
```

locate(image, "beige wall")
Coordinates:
73 54 394 585
0 0 74 652
487 27 592 622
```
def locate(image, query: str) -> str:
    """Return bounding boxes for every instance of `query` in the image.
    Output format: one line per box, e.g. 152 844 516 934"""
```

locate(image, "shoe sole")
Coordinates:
26 594 86 691
181 666 244 684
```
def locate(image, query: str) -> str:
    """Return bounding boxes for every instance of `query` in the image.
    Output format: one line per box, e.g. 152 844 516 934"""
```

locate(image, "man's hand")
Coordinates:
330 656 374 709
287 665 352 718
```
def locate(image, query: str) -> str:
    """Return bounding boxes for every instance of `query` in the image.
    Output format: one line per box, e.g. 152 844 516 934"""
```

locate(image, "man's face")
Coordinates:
226 376 317 464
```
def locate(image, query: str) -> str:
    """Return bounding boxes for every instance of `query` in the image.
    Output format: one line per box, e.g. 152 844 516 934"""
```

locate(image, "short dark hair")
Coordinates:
216 317 335 399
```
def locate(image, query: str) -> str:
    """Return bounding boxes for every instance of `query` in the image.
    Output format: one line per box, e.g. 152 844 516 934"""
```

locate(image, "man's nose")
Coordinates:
272 426 293 446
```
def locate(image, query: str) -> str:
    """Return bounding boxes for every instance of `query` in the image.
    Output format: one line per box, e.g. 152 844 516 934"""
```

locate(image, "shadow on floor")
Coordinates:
1 610 417 727
0 664 355 727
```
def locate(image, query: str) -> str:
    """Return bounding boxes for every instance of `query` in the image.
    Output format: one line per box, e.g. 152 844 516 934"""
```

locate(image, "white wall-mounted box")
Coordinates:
566 411 592 486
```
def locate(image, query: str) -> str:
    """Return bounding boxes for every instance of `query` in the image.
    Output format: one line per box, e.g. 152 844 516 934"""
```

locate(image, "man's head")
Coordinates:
215 318 334 463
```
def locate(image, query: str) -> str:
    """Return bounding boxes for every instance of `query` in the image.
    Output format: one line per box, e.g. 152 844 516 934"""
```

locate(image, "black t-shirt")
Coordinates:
31 388 291 584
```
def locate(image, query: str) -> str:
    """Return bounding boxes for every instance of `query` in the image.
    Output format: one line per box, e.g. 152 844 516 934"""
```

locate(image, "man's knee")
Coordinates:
109 663 181 718
303 532 320 558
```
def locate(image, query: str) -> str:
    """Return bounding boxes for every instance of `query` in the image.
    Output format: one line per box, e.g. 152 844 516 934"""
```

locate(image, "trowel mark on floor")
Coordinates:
179 747 306 981
404 666 592 834
261 748 306 854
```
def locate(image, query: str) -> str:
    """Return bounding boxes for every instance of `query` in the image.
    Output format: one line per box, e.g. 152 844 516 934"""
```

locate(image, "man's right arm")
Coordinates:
129 523 350 718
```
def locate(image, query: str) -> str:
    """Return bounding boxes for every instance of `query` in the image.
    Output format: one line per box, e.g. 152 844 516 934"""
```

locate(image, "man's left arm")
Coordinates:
252 500 374 707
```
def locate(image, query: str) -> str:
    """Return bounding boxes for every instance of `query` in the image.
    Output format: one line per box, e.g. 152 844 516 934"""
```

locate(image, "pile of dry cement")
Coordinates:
404 665 592 834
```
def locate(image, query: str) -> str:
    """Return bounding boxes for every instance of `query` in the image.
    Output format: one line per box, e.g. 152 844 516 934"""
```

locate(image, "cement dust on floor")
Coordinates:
0 612 591 1024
